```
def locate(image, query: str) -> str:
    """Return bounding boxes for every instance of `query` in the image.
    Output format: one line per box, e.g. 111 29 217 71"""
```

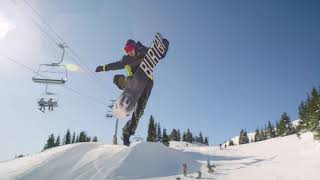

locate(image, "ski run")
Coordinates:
0 131 319 180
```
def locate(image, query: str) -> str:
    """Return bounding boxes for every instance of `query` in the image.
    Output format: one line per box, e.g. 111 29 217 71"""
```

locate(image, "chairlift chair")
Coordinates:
32 63 68 85
32 43 68 85
33 43 67 111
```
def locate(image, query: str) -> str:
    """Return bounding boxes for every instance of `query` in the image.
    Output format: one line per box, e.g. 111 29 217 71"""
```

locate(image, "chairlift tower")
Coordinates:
106 100 119 145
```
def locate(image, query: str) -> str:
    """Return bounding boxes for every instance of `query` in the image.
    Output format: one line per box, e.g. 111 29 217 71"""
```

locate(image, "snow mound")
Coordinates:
107 142 201 179
0 143 78 179
0 142 202 180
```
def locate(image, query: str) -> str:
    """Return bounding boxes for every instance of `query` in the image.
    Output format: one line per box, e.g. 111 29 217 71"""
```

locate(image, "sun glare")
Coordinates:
0 16 15 39
66 64 81 72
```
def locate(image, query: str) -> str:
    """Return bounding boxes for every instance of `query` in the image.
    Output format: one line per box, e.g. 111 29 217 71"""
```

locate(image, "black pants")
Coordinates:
122 80 153 135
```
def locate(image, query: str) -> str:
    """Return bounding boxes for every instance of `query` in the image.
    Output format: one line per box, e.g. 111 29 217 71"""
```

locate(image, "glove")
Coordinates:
95 65 106 72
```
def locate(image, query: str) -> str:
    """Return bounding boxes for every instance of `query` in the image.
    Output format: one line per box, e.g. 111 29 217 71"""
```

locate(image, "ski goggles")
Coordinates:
124 43 135 54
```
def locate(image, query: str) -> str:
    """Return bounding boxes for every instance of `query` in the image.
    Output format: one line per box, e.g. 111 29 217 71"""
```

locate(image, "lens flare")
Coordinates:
66 64 81 72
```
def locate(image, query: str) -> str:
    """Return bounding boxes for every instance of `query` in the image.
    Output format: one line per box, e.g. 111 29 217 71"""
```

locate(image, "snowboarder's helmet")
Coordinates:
124 39 136 54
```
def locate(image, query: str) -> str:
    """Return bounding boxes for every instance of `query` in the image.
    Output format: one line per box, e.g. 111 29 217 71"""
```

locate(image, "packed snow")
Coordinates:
0 132 319 180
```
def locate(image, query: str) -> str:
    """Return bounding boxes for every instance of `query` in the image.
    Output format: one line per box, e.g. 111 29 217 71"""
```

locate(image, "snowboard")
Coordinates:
112 33 169 119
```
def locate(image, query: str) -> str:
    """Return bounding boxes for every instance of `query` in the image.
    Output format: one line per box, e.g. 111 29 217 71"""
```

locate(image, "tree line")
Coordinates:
43 129 98 150
229 112 297 146
296 87 320 139
146 115 209 146
230 86 320 146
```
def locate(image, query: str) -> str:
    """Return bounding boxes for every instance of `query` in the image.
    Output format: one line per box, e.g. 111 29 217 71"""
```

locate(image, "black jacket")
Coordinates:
105 42 149 76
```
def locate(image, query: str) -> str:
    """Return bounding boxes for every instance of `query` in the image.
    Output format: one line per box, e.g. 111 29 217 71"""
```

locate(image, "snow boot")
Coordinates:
122 133 131 146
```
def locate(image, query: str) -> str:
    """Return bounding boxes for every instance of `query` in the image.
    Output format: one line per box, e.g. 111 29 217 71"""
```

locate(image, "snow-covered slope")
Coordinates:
184 133 320 180
1 133 319 180
0 142 203 180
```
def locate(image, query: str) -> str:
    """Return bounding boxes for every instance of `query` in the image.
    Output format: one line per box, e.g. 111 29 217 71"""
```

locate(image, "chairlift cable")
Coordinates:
22 0 102 83
0 54 108 106
9 0 108 98
9 0 104 90
30 17 60 46
0 54 38 74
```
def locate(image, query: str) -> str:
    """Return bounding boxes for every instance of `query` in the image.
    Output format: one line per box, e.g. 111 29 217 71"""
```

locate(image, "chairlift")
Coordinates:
32 43 68 85
32 64 67 84
33 43 67 111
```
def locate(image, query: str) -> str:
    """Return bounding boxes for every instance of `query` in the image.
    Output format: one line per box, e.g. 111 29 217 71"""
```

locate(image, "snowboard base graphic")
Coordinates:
112 33 169 119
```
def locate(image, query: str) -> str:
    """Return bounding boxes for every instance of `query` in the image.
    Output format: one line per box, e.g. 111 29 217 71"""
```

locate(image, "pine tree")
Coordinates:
311 87 320 139
239 129 244 144
55 135 60 147
260 127 266 140
277 113 287 136
156 123 162 142
266 121 273 139
65 129 71 144
254 129 260 142
146 115 156 142
86 137 91 142
316 87 320 139
44 134 56 150
185 129 193 143
309 88 320 130
239 130 249 144
92 136 98 142
271 123 276 138
204 137 209 145
169 128 178 141
279 112 294 136
295 87 320 139
297 101 307 137
243 131 249 144
72 132 76 144
182 132 186 142
162 128 170 146
79 131 87 142
265 124 268 136
76 135 79 143
275 121 280 137
199 132 204 144
177 129 181 141
229 139 234 146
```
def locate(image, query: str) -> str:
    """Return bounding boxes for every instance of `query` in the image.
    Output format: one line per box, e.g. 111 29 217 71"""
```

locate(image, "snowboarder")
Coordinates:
95 39 166 146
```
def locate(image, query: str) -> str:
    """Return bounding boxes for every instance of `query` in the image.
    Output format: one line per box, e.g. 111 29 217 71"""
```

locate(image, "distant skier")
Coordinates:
95 39 168 146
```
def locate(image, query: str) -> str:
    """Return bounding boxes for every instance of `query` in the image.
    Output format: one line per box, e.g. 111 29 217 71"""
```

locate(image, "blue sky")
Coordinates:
0 0 319 160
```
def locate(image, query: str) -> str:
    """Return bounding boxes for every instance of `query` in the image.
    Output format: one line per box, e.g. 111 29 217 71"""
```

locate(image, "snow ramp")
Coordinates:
106 142 201 179
2 142 202 180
